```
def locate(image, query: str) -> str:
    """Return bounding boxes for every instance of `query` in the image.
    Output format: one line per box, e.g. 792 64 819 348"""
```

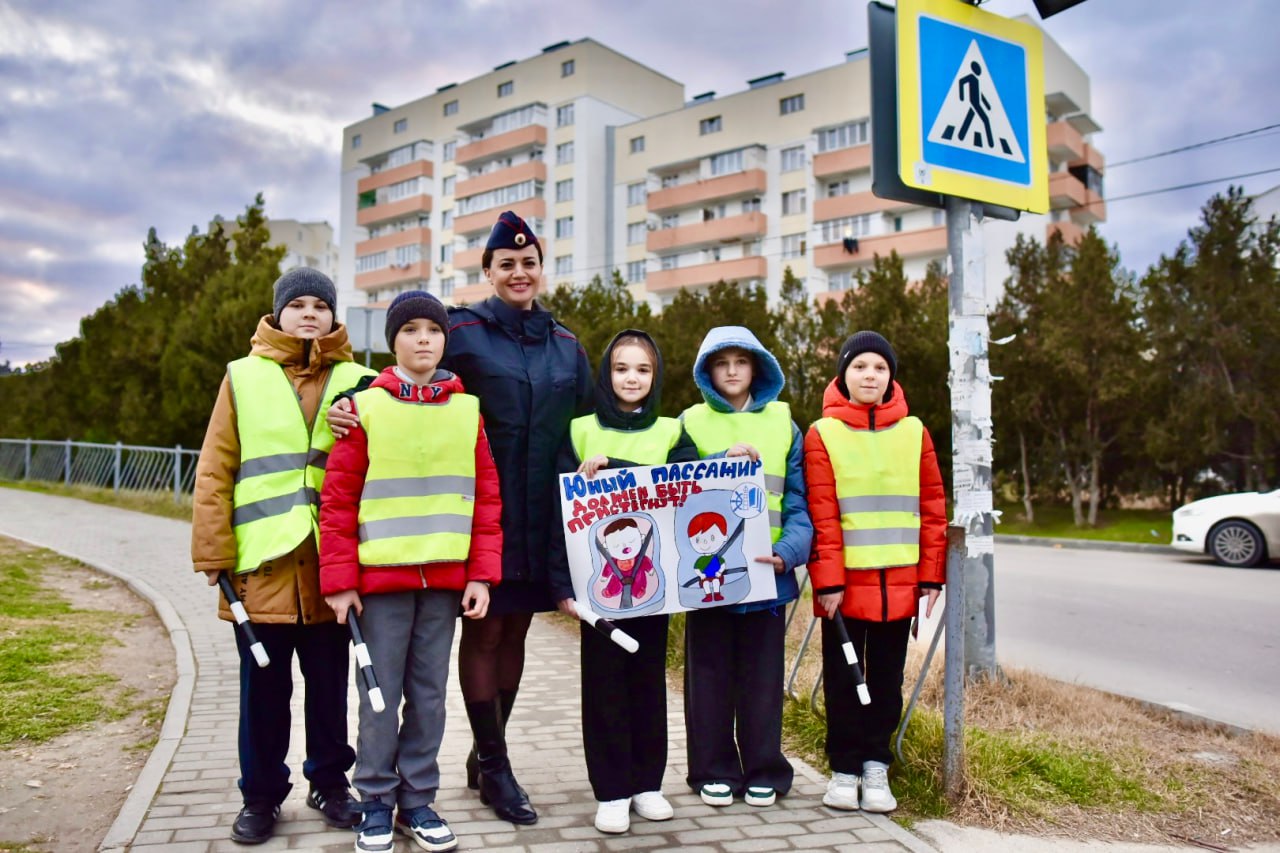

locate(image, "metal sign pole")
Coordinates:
945 196 998 680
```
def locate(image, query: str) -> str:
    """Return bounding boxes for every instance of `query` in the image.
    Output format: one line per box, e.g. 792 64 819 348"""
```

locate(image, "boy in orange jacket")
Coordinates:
804 331 946 813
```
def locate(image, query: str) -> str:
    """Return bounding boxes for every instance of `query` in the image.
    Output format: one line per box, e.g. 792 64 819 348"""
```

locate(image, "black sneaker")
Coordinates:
306 784 360 828
230 803 280 844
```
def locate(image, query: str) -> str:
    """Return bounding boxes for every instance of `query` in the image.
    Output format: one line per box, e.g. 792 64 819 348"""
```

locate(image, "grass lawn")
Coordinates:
996 502 1172 545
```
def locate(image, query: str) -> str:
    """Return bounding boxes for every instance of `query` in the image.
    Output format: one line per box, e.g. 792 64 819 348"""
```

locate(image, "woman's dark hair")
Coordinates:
482 243 544 271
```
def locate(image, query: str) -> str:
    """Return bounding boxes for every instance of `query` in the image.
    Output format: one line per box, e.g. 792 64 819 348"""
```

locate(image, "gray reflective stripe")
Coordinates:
360 476 477 501
236 452 307 482
769 509 782 529
838 495 920 514
307 448 329 470
842 527 919 547
358 514 474 543
764 474 785 493
233 487 312 526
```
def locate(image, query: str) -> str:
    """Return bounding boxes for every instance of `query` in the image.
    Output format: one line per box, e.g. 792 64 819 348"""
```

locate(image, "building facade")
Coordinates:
338 29 1103 311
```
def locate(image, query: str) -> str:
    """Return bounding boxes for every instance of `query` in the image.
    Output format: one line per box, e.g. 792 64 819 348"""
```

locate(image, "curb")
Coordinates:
4 531 196 853
995 533 1180 555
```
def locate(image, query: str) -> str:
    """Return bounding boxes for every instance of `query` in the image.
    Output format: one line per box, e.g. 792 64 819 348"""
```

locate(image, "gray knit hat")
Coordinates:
272 267 337 323
385 290 450 351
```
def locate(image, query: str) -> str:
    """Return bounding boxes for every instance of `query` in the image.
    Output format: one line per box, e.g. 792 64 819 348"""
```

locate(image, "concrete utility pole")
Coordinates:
945 196 998 680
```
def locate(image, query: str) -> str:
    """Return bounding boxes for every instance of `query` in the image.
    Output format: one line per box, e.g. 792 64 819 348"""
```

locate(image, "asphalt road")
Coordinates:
988 542 1280 734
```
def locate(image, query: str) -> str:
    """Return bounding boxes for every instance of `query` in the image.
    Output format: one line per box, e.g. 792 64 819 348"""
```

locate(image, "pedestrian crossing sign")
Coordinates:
896 0 1048 212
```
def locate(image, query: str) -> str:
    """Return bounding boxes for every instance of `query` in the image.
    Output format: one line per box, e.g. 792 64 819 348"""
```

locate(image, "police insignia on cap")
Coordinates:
514 233 527 247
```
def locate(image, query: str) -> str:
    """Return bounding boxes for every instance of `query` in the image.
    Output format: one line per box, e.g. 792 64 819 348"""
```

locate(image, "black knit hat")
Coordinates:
385 290 449 351
272 267 337 323
836 331 897 402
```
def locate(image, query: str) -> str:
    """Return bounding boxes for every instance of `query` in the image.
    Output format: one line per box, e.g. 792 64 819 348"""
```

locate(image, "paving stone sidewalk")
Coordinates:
0 488 933 853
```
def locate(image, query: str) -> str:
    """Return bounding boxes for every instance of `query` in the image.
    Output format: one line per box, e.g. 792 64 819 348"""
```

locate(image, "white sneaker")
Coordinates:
860 761 897 813
699 782 734 807
631 790 674 821
594 798 631 834
744 786 776 807
822 772 860 810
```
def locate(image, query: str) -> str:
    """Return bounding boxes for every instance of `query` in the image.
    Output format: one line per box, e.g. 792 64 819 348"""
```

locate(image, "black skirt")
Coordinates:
486 579 555 616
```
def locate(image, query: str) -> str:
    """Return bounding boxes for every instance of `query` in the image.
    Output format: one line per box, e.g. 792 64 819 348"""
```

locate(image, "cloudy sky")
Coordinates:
2 0 1278 366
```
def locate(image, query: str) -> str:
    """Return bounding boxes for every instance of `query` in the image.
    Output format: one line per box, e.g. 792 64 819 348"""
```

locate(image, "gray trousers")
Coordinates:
354 588 460 809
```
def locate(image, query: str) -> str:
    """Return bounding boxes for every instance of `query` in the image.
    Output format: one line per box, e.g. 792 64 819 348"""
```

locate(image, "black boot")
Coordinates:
465 699 537 825
466 688 518 790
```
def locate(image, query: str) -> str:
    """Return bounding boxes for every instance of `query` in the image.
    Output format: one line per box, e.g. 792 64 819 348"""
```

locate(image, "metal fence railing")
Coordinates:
0 438 199 502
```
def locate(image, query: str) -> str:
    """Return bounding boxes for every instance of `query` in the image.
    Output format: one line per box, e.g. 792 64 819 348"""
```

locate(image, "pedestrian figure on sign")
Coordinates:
958 61 995 150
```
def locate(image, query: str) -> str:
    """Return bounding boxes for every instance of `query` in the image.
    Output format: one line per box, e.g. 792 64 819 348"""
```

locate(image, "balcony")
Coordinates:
1045 120 1085 164
358 159 433 195
1049 171 1087 209
813 191 888 223
453 246 485 271
357 194 432 228
1075 190 1105 225
456 125 547 167
813 226 947 269
355 226 432 258
355 261 431 292
646 212 767 253
449 282 493 306
455 160 546 201
1047 220 1085 245
1071 143 1105 173
646 170 767 214
813 145 871 179
645 256 768 293
452 197 546 237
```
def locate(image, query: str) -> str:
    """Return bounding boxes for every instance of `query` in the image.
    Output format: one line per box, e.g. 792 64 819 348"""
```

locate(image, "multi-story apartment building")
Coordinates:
338 39 683 311
338 29 1103 311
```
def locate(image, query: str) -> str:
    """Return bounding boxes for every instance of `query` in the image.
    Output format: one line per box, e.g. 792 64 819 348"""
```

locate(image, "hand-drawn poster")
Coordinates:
559 459 777 618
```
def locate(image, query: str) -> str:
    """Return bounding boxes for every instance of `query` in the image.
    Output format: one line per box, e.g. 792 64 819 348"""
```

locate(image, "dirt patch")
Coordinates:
0 539 175 853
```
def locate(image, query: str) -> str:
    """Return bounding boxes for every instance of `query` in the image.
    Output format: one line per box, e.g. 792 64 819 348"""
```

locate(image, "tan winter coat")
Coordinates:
191 315 364 624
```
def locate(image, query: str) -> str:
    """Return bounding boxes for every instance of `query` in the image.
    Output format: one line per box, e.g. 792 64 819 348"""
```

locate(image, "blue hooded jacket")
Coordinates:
682 326 813 613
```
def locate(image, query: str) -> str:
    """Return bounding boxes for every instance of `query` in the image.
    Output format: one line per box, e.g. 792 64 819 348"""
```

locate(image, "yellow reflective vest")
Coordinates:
354 388 480 567
681 401 792 542
570 414 682 467
812 416 924 570
227 357 372 574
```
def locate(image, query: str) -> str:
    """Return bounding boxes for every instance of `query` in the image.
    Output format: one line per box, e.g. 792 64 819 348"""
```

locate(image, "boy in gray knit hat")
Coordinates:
273 267 339 332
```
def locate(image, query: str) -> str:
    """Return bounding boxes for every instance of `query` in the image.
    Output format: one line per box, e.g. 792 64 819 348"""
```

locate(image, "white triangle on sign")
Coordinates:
926 40 1025 163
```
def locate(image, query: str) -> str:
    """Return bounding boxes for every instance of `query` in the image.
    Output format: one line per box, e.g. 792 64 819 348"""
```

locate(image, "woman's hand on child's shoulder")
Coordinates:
577 455 609 479
462 581 490 620
325 589 362 624
327 397 359 438
726 442 760 462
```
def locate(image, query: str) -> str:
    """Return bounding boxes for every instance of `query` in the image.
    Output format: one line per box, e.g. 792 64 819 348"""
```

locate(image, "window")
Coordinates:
780 94 805 115
817 119 870 152
386 177 425 201
356 251 388 273
826 179 852 197
497 80 513 98
626 261 646 282
393 117 408 134
709 149 744 176
555 179 574 202
555 256 573 276
626 183 646 206
781 189 807 216
818 214 873 244
440 277 454 297
893 216 903 233
455 179 542 215
556 104 575 127
660 213 678 229
780 145 805 172
627 222 646 245
439 244 453 264
660 254 679 271
556 142 575 165
743 240 760 256
466 271 481 285
561 59 575 77
351 134 362 150
441 175 455 196
555 216 574 239
699 115 722 135
441 209 453 230
829 270 855 291
742 197 762 214
933 209 945 227
490 105 536 135
443 100 458 116
442 140 455 161
630 136 645 154
781 233 805 258
660 174 680 189
394 245 420 266
702 204 727 221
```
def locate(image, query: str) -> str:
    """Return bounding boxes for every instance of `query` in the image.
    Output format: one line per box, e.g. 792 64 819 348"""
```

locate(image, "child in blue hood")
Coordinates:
678 325 813 808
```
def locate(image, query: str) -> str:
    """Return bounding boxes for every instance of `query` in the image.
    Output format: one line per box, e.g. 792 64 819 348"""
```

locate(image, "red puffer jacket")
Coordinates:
319 367 503 596
804 378 946 622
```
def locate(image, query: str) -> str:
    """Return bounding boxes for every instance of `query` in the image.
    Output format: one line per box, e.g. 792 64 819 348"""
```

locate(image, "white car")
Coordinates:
1172 489 1280 567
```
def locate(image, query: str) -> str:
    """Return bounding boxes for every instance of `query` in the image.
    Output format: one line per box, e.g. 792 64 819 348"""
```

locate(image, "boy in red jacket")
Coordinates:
321 291 501 853
804 331 946 814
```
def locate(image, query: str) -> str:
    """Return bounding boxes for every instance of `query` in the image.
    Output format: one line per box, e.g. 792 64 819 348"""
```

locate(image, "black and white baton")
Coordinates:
833 612 871 705
577 604 640 654
218 573 270 667
346 610 387 713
